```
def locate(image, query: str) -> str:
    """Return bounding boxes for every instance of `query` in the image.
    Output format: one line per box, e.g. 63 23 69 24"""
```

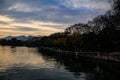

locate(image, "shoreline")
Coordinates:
39 46 120 62
0 45 120 62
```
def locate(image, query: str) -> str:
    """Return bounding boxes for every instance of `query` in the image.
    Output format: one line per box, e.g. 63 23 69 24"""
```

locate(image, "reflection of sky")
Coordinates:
0 46 88 80
0 46 55 72
0 0 111 37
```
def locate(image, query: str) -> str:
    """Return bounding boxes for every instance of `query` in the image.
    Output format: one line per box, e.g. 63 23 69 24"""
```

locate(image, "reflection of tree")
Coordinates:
39 50 120 80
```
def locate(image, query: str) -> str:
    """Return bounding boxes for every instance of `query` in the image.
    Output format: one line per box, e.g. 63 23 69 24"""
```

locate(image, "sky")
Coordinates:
0 0 111 38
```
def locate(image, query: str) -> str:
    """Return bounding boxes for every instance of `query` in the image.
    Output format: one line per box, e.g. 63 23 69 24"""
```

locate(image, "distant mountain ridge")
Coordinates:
0 35 41 41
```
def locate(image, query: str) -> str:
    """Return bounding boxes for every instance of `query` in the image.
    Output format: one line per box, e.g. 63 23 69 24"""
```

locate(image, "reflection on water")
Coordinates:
0 46 120 80
0 46 55 73
39 50 120 80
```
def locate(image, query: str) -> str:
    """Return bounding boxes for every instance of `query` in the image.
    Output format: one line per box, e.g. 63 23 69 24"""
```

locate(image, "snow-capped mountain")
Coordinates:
4 36 13 40
16 36 28 41
1 36 40 41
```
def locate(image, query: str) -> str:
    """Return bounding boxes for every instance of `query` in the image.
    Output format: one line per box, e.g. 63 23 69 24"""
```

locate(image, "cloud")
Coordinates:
0 0 111 25
40 25 66 30
0 15 14 22
0 0 110 24
0 15 65 37
8 2 41 12
0 0 111 37
61 0 111 10
0 21 9 25
13 26 39 31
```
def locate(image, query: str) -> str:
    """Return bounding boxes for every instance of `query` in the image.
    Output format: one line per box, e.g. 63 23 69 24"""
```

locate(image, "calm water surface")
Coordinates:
0 46 120 80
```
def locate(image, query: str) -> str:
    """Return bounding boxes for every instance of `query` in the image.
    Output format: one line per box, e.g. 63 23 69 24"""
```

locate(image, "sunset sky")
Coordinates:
0 0 110 38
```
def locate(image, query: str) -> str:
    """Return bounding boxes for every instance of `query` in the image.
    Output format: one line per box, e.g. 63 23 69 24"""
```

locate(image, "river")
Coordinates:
0 46 120 80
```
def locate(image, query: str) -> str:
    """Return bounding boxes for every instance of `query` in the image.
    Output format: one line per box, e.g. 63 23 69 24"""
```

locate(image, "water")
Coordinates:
0 46 120 80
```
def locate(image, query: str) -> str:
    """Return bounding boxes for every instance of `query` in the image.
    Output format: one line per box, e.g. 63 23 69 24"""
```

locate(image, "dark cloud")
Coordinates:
0 26 39 31
0 21 9 25
0 0 18 10
0 0 5 8
13 26 39 31
0 0 111 27
40 25 66 30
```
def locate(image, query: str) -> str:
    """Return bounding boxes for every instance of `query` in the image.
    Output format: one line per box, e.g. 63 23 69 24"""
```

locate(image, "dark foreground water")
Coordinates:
0 46 120 80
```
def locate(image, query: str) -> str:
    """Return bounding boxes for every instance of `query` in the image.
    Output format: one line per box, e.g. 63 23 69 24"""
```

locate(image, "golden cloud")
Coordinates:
0 15 67 38
0 15 14 22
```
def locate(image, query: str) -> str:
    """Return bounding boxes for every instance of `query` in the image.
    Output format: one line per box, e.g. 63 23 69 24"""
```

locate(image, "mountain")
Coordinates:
1 35 41 41
17 36 28 41
4 36 13 40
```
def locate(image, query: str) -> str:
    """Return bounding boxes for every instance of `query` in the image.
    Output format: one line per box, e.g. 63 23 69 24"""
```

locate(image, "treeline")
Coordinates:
0 37 41 47
40 0 120 52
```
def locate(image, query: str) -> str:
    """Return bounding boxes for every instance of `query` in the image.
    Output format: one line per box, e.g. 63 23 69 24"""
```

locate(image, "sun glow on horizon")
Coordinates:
0 15 67 38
